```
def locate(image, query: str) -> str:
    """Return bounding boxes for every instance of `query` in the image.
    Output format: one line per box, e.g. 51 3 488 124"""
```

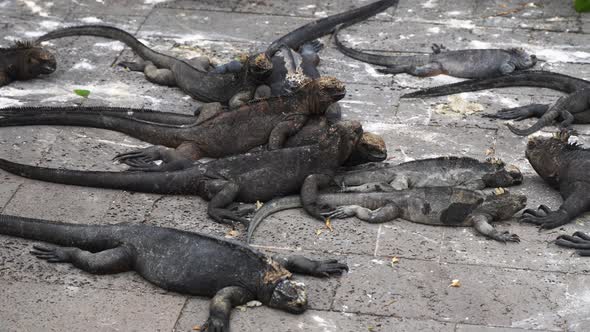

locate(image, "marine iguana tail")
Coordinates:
334 24 536 78
266 0 398 56
247 184 526 243
401 71 590 99
0 214 347 331
0 41 56 86
518 130 590 229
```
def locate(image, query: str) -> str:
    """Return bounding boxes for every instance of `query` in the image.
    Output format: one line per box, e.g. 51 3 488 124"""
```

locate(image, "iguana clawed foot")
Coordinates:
555 232 590 256
491 230 520 243
202 315 229 332
113 146 185 172
520 205 570 229
30 245 73 263
284 256 349 277
431 43 447 54
484 105 539 121
321 205 359 219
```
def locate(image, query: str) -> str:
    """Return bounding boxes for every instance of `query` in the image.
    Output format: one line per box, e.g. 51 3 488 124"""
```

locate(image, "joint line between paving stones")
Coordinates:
373 224 382 257
171 297 191 332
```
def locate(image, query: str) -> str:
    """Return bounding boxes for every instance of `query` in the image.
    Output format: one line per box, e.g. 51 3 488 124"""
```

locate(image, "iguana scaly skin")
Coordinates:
247 183 526 243
0 214 347 331
266 0 399 56
0 41 56 87
0 121 361 226
519 131 590 229
0 77 346 171
334 24 536 78
36 25 272 108
333 156 522 192
555 232 590 256
401 71 590 135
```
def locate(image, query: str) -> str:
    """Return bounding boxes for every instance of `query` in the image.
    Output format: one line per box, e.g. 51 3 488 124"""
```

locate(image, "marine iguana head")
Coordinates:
325 120 364 165
9 41 57 79
245 52 273 81
297 76 346 114
525 131 574 188
268 279 307 314
481 163 523 188
508 48 537 70
344 131 388 166
479 191 527 220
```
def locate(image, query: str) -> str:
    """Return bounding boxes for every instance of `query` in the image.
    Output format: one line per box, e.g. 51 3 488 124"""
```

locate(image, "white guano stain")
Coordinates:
427 27 441 34
79 17 104 24
93 41 125 51
20 0 49 17
468 40 590 63
422 0 438 9
0 97 24 108
71 60 96 71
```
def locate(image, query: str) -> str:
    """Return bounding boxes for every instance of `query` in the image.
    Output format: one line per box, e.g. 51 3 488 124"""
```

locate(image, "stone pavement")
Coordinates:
0 0 589 331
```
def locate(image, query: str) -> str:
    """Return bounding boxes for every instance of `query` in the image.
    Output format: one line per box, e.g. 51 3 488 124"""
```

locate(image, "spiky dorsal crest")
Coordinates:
13 40 37 49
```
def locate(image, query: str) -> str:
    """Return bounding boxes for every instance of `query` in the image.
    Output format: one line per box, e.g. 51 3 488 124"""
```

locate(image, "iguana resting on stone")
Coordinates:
247 179 526 243
333 24 537 78
519 131 590 229
401 71 590 136
0 121 361 226
0 41 56 87
36 25 272 108
0 214 347 331
0 77 347 171
555 232 590 256
333 156 523 192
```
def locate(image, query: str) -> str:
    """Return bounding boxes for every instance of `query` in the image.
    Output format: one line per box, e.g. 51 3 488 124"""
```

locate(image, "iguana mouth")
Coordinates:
40 62 57 74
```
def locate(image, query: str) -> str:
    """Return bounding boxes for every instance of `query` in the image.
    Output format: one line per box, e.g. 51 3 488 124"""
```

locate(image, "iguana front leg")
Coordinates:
202 286 254 332
520 188 590 229
30 245 133 274
273 255 348 277
499 62 516 75
470 214 519 243
228 88 255 110
120 60 176 86
301 174 334 219
113 142 201 172
204 180 250 226
268 115 308 150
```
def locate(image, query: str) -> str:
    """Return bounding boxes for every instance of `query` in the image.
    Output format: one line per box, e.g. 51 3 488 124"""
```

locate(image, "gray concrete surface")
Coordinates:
0 0 589 331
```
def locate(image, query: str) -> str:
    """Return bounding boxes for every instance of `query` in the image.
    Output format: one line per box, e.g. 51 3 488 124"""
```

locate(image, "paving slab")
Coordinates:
0 280 185 332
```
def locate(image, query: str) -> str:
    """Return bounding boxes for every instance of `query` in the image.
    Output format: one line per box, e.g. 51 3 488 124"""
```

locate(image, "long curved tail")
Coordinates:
36 25 176 69
0 214 122 250
0 106 196 146
402 71 590 99
267 0 398 55
333 24 422 67
246 196 302 243
0 158 199 194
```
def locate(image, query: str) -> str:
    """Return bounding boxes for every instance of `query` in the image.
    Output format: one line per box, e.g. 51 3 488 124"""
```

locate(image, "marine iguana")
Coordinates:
0 121 361 226
519 131 590 229
0 41 56 87
333 24 537 78
36 25 272 108
555 232 590 256
333 156 523 192
0 77 346 171
246 182 526 243
401 71 590 135
0 214 348 331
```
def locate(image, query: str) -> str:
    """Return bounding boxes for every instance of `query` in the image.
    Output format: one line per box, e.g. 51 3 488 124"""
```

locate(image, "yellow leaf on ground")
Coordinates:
391 257 400 266
225 229 239 238
316 229 323 236
494 187 505 195
450 279 461 287
325 218 334 231
192 325 201 331
255 200 264 210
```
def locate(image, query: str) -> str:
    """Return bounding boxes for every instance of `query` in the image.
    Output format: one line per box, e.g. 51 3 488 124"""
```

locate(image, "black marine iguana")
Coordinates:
0 121 361 226
36 25 272 108
555 232 590 256
247 181 526 243
519 131 590 229
401 71 590 136
0 41 56 87
0 214 348 331
333 24 537 78
333 156 523 192
0 77 347 171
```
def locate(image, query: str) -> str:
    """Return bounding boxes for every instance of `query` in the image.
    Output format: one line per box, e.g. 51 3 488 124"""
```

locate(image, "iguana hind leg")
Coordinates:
30 245 132 274
118 60 146 72
556 232 590 256
202 286 254 332
144 61 177 87
485 104 550 121
323 203 400 224
114 142 202 172
274 255 348 277
206 181 250 227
